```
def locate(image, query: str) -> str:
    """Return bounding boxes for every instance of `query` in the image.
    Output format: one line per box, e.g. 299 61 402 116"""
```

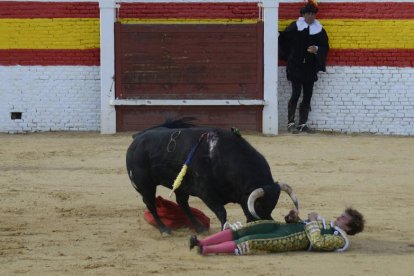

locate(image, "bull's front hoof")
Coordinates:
160 228 172 236
161 231 171 237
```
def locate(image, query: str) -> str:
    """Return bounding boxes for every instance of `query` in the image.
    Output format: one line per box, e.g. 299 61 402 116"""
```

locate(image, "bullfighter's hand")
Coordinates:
284 209 299 223
308 212 319 221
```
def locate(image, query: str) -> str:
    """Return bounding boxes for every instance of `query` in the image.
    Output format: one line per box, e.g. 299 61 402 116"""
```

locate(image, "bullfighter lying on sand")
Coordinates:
189 208 365 255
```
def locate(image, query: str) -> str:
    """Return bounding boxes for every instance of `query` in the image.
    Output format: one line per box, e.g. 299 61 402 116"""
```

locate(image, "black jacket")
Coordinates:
279 21 329 82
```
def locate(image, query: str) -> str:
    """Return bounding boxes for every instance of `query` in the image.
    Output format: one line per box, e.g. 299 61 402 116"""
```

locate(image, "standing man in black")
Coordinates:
279 0 329 133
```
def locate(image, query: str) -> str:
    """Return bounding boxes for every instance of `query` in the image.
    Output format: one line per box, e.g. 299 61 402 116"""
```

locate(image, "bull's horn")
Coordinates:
247 188 265 219
278 182 300 214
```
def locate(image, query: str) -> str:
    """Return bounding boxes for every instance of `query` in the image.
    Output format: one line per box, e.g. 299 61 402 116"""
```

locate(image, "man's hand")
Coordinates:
308 212 319 221
285 209 299 223
307 45 318 54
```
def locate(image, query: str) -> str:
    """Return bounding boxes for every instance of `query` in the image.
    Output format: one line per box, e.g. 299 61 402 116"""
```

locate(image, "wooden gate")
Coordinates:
114 22 264 131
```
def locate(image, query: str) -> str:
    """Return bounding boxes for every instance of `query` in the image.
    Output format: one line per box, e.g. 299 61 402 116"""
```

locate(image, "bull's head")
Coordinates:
247 185 280 220
247 182 300 220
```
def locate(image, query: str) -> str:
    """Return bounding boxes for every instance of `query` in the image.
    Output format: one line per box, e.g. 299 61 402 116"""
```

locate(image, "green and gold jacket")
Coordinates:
235 219 349 255
304 219 349 252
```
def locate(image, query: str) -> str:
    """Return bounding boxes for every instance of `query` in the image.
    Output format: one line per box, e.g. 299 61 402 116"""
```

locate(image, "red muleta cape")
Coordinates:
144 196 210 230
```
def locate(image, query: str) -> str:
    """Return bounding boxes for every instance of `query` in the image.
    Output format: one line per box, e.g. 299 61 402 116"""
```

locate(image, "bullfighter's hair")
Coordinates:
344 208 365 235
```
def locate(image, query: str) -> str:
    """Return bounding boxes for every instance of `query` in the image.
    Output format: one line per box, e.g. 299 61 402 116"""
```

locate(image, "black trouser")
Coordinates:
288 80 314 125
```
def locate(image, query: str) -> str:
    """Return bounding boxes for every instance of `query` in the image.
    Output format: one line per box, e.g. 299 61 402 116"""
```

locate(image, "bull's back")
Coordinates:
126 127 211 187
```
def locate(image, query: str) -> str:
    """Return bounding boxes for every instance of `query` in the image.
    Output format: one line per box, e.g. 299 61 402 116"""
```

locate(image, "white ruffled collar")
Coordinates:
296 17 322 35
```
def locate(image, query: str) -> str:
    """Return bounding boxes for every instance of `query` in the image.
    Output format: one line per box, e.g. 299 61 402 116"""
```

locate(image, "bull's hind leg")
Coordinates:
175 191 208 233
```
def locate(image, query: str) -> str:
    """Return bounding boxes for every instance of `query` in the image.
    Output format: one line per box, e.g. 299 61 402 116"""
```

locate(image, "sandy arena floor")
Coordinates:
1 131 413 275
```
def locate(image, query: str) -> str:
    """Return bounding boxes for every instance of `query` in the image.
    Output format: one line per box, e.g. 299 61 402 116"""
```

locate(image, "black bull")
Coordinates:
126 118 299 235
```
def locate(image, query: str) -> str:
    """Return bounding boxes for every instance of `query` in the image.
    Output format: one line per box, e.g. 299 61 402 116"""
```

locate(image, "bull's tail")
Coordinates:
278 182 300 214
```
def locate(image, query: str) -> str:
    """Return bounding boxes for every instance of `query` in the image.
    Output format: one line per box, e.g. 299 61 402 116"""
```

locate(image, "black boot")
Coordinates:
298 104 315 134
287 123 299 134
297 124 315 134
189 235 199 250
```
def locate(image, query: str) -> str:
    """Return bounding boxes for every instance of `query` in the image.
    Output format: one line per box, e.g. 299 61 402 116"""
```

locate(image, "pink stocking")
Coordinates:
199 229 233 246
202 241 237 255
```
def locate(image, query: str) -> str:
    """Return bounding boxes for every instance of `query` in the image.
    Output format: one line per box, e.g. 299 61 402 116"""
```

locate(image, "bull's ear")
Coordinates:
231 127 241 137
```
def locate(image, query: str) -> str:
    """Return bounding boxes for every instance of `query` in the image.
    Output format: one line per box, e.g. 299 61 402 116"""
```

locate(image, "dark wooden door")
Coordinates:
115 22 264 131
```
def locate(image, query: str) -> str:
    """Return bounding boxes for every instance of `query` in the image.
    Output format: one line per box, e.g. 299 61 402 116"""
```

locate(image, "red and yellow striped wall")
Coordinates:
279 2 414 67
0 1 100 65
1 1 413 67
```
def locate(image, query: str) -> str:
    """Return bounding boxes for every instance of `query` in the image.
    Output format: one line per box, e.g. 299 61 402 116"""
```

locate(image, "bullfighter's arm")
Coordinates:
304 221 349 252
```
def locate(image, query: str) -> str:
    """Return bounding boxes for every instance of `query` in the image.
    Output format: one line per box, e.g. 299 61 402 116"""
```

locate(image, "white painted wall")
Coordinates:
0 66 100 133
278 66 414 135
2 65 412 135
99 0 117 134
262 0 279 135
